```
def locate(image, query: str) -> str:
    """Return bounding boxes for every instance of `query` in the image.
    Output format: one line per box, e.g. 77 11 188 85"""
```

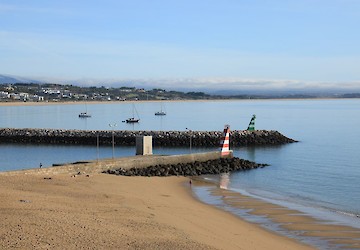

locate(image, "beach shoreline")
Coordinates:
2 99 237 107
0 97 354 107
192 176 360 249
0 169 313 249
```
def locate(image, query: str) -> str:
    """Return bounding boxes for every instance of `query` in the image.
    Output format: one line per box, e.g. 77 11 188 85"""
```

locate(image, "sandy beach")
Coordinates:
0 99 211 107
0 97 341 107
0 171 313 250
1 100 360 249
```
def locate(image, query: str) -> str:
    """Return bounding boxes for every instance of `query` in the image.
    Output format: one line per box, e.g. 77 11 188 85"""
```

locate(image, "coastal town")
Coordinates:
1 82 360 103
0 83 215 103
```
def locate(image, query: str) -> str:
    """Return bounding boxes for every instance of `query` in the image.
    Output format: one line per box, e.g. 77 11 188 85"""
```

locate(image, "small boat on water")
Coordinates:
155 103 166 116
126 117 140 123
79 112 91 118
78 102 91 118
126 104 140 123
155 111 166 116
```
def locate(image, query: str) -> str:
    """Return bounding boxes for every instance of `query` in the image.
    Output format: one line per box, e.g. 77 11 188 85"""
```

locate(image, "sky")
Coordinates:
1 0 360 91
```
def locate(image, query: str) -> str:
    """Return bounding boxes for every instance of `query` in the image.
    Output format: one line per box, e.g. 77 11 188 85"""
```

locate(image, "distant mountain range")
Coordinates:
0 74 42 84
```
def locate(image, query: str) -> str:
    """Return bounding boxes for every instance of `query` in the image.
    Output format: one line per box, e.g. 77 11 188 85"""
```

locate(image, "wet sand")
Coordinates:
0 172 312 250
206 186 360 249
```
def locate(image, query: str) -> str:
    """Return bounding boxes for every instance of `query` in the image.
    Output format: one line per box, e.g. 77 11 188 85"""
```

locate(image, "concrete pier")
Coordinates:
0 151 230 176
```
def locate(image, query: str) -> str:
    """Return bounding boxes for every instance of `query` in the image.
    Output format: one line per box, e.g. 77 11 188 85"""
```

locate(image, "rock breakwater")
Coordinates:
103 157 268 177
0 128 296 146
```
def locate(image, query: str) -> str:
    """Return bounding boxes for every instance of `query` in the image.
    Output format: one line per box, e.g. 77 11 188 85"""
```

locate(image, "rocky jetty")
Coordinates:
103 157 268 177
0 128 297 146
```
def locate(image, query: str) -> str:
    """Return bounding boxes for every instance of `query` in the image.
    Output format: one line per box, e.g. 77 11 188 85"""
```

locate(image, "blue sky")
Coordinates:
1 0 360 90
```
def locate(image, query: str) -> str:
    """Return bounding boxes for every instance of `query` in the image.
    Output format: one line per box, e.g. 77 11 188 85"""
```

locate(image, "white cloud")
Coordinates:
67 77 360 93
2 70 360 94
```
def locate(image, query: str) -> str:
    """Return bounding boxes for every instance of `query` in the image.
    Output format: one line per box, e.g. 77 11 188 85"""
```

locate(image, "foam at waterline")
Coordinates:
191 175 360 250
231 187 360 230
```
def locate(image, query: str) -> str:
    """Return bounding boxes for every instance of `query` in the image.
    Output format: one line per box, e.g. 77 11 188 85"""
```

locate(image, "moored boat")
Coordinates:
126 117 140 123
155 103 166 116
79 112 91 118
126 104 140 123
155 111 166 116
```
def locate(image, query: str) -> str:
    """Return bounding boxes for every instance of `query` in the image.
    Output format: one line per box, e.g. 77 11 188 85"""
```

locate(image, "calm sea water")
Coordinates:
1 100 359 236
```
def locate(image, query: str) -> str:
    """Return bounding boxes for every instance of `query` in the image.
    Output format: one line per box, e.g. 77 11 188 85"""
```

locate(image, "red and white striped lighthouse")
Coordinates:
219 125 230 156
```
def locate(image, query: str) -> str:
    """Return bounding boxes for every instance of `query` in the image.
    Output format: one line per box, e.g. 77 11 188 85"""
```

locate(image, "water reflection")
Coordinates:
219 172 230 189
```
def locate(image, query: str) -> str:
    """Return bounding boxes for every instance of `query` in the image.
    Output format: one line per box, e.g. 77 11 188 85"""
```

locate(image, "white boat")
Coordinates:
155 111 166 116
79 112 91 118
155 103 166 116
79 102 91 118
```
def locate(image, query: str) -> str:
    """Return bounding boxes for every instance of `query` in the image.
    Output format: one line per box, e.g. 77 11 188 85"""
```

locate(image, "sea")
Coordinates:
1 99 359 249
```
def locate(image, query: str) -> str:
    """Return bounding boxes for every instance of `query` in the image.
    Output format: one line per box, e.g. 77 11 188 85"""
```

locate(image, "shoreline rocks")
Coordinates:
103 157 268 177
0 128 297 146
